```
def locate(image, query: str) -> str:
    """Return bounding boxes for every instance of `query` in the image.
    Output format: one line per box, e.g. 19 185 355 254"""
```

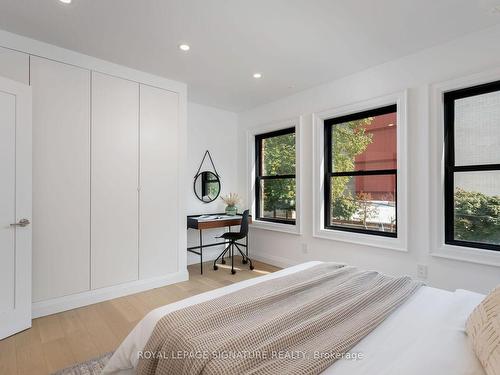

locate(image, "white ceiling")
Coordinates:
0 0 500 112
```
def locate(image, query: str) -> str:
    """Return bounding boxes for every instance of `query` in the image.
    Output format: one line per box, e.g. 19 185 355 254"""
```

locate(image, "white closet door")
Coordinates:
31 57 91 301
139 85 179 279
91 72 139 289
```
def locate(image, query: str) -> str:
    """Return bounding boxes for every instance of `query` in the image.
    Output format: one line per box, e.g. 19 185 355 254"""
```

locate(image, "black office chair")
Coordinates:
213 210 254 275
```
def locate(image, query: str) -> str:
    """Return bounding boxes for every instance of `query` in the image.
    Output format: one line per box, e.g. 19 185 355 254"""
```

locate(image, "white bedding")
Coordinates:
103 261 486 375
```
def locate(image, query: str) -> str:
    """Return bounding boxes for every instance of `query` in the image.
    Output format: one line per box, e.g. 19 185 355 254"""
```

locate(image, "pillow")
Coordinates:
466 286 500 375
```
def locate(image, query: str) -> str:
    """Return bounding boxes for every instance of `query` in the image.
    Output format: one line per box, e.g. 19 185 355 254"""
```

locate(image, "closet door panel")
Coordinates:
91 72 139 289
139 85 179 278
31 57 91 302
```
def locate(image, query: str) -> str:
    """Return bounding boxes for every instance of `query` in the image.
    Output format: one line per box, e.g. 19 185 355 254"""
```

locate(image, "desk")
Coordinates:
187 214 252 274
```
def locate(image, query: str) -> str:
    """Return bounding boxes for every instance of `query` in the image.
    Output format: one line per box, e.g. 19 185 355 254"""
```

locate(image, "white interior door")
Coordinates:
0 75 32 339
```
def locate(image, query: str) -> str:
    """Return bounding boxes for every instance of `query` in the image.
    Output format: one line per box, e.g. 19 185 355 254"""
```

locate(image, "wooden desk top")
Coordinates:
187 213 252 230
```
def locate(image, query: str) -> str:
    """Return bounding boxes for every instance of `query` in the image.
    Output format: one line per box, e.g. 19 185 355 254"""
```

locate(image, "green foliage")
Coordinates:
261 133 296 216
454 188 500 245
331 193 359 223
262 133 296 176
331 119 373 221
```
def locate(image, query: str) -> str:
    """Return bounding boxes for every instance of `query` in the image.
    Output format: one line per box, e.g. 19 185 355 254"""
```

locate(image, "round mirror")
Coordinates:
194 171 221 203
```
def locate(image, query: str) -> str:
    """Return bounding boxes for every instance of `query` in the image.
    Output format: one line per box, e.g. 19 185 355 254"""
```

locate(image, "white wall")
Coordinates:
187 102 239 265
237 24 500 294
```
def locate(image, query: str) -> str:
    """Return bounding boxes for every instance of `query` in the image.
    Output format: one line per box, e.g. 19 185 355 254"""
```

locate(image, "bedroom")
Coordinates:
0 1 499 374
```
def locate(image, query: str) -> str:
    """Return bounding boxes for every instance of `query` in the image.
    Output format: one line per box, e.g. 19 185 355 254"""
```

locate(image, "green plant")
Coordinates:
454 188 500 244
330 118 373 221
261 133 296 214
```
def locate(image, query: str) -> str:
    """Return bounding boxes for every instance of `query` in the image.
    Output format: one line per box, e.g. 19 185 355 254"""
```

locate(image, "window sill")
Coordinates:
251 220 301 235
431 244 500 267
314 228 407 252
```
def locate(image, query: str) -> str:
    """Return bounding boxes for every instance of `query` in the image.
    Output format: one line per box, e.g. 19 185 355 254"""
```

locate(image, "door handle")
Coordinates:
10 219 30 227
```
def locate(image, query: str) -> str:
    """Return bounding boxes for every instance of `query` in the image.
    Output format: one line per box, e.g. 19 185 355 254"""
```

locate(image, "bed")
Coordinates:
103 261 486 375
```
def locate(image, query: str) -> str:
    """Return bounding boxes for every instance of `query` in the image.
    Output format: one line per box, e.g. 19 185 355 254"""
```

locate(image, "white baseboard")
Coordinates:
251 253 298 269
32 270 189 318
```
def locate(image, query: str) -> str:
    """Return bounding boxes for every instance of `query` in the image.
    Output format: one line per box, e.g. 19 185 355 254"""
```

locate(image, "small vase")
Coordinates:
225 205 237 216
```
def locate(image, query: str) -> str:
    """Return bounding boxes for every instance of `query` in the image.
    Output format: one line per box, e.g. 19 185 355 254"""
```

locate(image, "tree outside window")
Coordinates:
256 128 296 224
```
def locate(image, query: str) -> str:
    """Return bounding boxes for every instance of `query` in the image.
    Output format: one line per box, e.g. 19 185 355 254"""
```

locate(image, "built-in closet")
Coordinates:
0 44 186 317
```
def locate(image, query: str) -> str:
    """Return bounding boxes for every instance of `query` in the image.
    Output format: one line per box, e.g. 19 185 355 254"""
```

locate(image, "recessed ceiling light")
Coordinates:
178 44 190 52
59 0 72 4
253 73 262 79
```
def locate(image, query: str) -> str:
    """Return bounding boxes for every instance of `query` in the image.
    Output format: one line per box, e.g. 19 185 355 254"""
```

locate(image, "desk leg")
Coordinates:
199 229 203 275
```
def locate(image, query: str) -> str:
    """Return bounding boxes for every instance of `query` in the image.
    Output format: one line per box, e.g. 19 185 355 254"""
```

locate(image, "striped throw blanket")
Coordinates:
137 263 422 375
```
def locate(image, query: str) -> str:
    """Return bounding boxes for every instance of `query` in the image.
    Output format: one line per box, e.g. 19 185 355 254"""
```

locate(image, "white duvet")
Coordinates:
103 261 486 375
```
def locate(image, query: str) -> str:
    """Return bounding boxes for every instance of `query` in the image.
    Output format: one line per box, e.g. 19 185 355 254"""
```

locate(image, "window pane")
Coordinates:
261 132 295 176
259 178 296 222
332 112 396 172
329 175 396 234
454 171 500 245
455 90 500 166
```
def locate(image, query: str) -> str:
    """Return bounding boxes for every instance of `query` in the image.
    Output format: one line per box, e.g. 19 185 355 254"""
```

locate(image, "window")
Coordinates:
324 105 397 237
444 80 500 252
255 127 296 224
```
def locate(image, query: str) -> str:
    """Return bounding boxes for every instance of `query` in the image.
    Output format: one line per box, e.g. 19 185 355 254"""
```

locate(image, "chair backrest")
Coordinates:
239 209 250 236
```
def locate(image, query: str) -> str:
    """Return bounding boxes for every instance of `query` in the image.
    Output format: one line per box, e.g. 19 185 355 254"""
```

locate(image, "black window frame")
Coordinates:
444 80 500 252
255 127 297 225
324 104 398 238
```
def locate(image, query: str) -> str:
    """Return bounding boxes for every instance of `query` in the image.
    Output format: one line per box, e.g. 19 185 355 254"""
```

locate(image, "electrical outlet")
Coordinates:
417 264 428 279
301 243 308 254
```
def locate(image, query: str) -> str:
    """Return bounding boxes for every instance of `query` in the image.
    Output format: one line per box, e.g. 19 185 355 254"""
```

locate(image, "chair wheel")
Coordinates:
231 270 236 275
242 259 248 264
213 265 218 271
250 265 254 270
221 259 226 264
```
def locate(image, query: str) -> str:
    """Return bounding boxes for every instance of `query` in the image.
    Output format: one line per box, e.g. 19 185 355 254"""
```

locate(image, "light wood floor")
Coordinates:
0 258 280 375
